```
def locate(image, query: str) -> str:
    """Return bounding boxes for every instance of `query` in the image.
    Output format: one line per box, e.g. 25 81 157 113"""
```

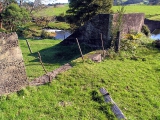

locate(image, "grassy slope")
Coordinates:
112 5 160 21
0 38 160 119
34 5 160 21
33 6 69 17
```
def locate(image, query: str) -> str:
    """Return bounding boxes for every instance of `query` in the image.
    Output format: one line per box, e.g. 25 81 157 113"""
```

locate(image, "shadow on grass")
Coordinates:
29 42 94 65
91 90 116 119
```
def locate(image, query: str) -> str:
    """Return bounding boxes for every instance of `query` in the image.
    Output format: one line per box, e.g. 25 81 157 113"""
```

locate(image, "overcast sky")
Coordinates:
25 0 68 4
41 0 68 4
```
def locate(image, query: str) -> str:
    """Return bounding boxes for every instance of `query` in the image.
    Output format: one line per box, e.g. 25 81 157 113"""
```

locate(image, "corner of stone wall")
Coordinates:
0 32 28 95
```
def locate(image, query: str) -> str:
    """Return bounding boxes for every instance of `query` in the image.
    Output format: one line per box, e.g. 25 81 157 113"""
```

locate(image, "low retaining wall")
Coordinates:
0 32 28 95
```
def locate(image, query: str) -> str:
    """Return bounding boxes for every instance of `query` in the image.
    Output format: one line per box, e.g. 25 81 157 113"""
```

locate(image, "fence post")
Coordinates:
76 38 84 61
115 31 121 52
25 39 32 54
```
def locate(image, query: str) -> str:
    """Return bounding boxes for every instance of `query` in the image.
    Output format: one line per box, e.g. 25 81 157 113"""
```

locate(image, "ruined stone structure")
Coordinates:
0 32 28 95
61 13 144 49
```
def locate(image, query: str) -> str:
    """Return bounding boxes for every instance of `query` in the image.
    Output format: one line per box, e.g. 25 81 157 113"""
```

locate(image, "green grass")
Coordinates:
112 5 160 21
18 38 92 80
48 22 70 30
33 6 69 17
0 37 160 119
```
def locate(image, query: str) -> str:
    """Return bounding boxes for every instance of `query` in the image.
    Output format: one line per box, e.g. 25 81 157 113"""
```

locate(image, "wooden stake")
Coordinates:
76 38 84 61
37 52 47 74
100 88 126 119
100 33 105 58
115 31 121 52
25 39 32 54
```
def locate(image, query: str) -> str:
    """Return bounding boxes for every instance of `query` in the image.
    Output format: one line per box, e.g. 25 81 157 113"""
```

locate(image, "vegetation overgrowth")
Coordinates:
0 35 160 119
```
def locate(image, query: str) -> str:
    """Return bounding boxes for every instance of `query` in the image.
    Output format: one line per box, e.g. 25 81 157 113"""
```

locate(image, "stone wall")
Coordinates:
61 13 144 48
0 32 28 95
112 13 144 36
61 14 112 49
144 19 160 32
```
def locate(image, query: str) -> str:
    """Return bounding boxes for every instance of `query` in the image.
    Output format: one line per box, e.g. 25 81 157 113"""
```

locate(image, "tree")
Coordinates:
66 0 113 30
2 3 30 31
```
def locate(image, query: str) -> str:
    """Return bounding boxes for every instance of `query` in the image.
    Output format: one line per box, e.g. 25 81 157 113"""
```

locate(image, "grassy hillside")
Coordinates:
34 5 160 21
33 6 69 17
0 37 160 119
112 5 160 21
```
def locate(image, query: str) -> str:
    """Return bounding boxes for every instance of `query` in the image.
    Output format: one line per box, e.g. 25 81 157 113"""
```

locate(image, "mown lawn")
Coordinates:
0 37 160 119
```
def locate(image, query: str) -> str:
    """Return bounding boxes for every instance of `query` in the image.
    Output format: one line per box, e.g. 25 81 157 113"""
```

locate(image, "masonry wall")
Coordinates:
144 18 160 32
61 14 112 49
0 32 28 95
112 13 144 36
61 13 144 48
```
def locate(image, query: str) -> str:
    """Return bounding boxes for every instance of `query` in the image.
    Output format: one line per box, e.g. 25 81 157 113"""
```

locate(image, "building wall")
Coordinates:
0 32 28 95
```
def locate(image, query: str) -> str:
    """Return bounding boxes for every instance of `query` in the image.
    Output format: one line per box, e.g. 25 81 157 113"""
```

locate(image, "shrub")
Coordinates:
141 24 150 37
41 30 49 39
152 40 160 48
124 32 142 40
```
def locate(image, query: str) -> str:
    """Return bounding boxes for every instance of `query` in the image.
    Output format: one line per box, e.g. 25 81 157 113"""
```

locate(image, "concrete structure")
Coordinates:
61 13 145 49
0 32 28 95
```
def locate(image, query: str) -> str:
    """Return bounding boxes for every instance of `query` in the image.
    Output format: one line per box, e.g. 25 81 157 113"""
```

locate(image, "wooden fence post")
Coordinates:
100 87 126 119
37 52 47 74
115 31 121 52
25 39 32 54
76 38 84 61
100 33 105 58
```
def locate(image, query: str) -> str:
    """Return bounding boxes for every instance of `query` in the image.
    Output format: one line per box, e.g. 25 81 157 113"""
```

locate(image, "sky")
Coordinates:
25 0 68 4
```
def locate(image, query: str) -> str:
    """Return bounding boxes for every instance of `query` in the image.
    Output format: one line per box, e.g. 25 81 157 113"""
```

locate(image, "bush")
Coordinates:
141 24 150 37
41 30 49 39
124 32 142 40
152 40 160 48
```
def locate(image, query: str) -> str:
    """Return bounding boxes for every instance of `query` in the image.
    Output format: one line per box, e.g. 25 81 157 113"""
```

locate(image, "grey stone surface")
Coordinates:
112 13 145 36
61 14 112 49
0 32 28 95
61 13 144 48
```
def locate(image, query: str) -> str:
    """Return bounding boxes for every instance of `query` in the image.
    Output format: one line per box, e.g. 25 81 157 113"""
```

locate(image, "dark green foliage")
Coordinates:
66 0 113 30
152 40 160 48
2 3 31 31
141 24 150 37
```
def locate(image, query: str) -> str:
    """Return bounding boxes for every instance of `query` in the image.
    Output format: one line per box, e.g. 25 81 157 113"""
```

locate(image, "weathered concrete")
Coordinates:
112 13 144 36
61 14 112 49
0 32 28 95
144 19 160 32
61 13 144 48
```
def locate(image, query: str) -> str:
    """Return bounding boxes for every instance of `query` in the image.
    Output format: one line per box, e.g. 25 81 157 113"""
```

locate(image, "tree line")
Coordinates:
0 0 113 32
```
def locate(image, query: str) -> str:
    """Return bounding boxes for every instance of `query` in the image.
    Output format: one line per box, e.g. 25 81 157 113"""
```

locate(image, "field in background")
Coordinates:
33 6 69 17
112 5 160 21
34 5 160 21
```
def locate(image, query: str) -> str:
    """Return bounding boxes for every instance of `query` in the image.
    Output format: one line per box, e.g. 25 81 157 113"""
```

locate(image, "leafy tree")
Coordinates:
2 3 30 31
66 0 113 30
